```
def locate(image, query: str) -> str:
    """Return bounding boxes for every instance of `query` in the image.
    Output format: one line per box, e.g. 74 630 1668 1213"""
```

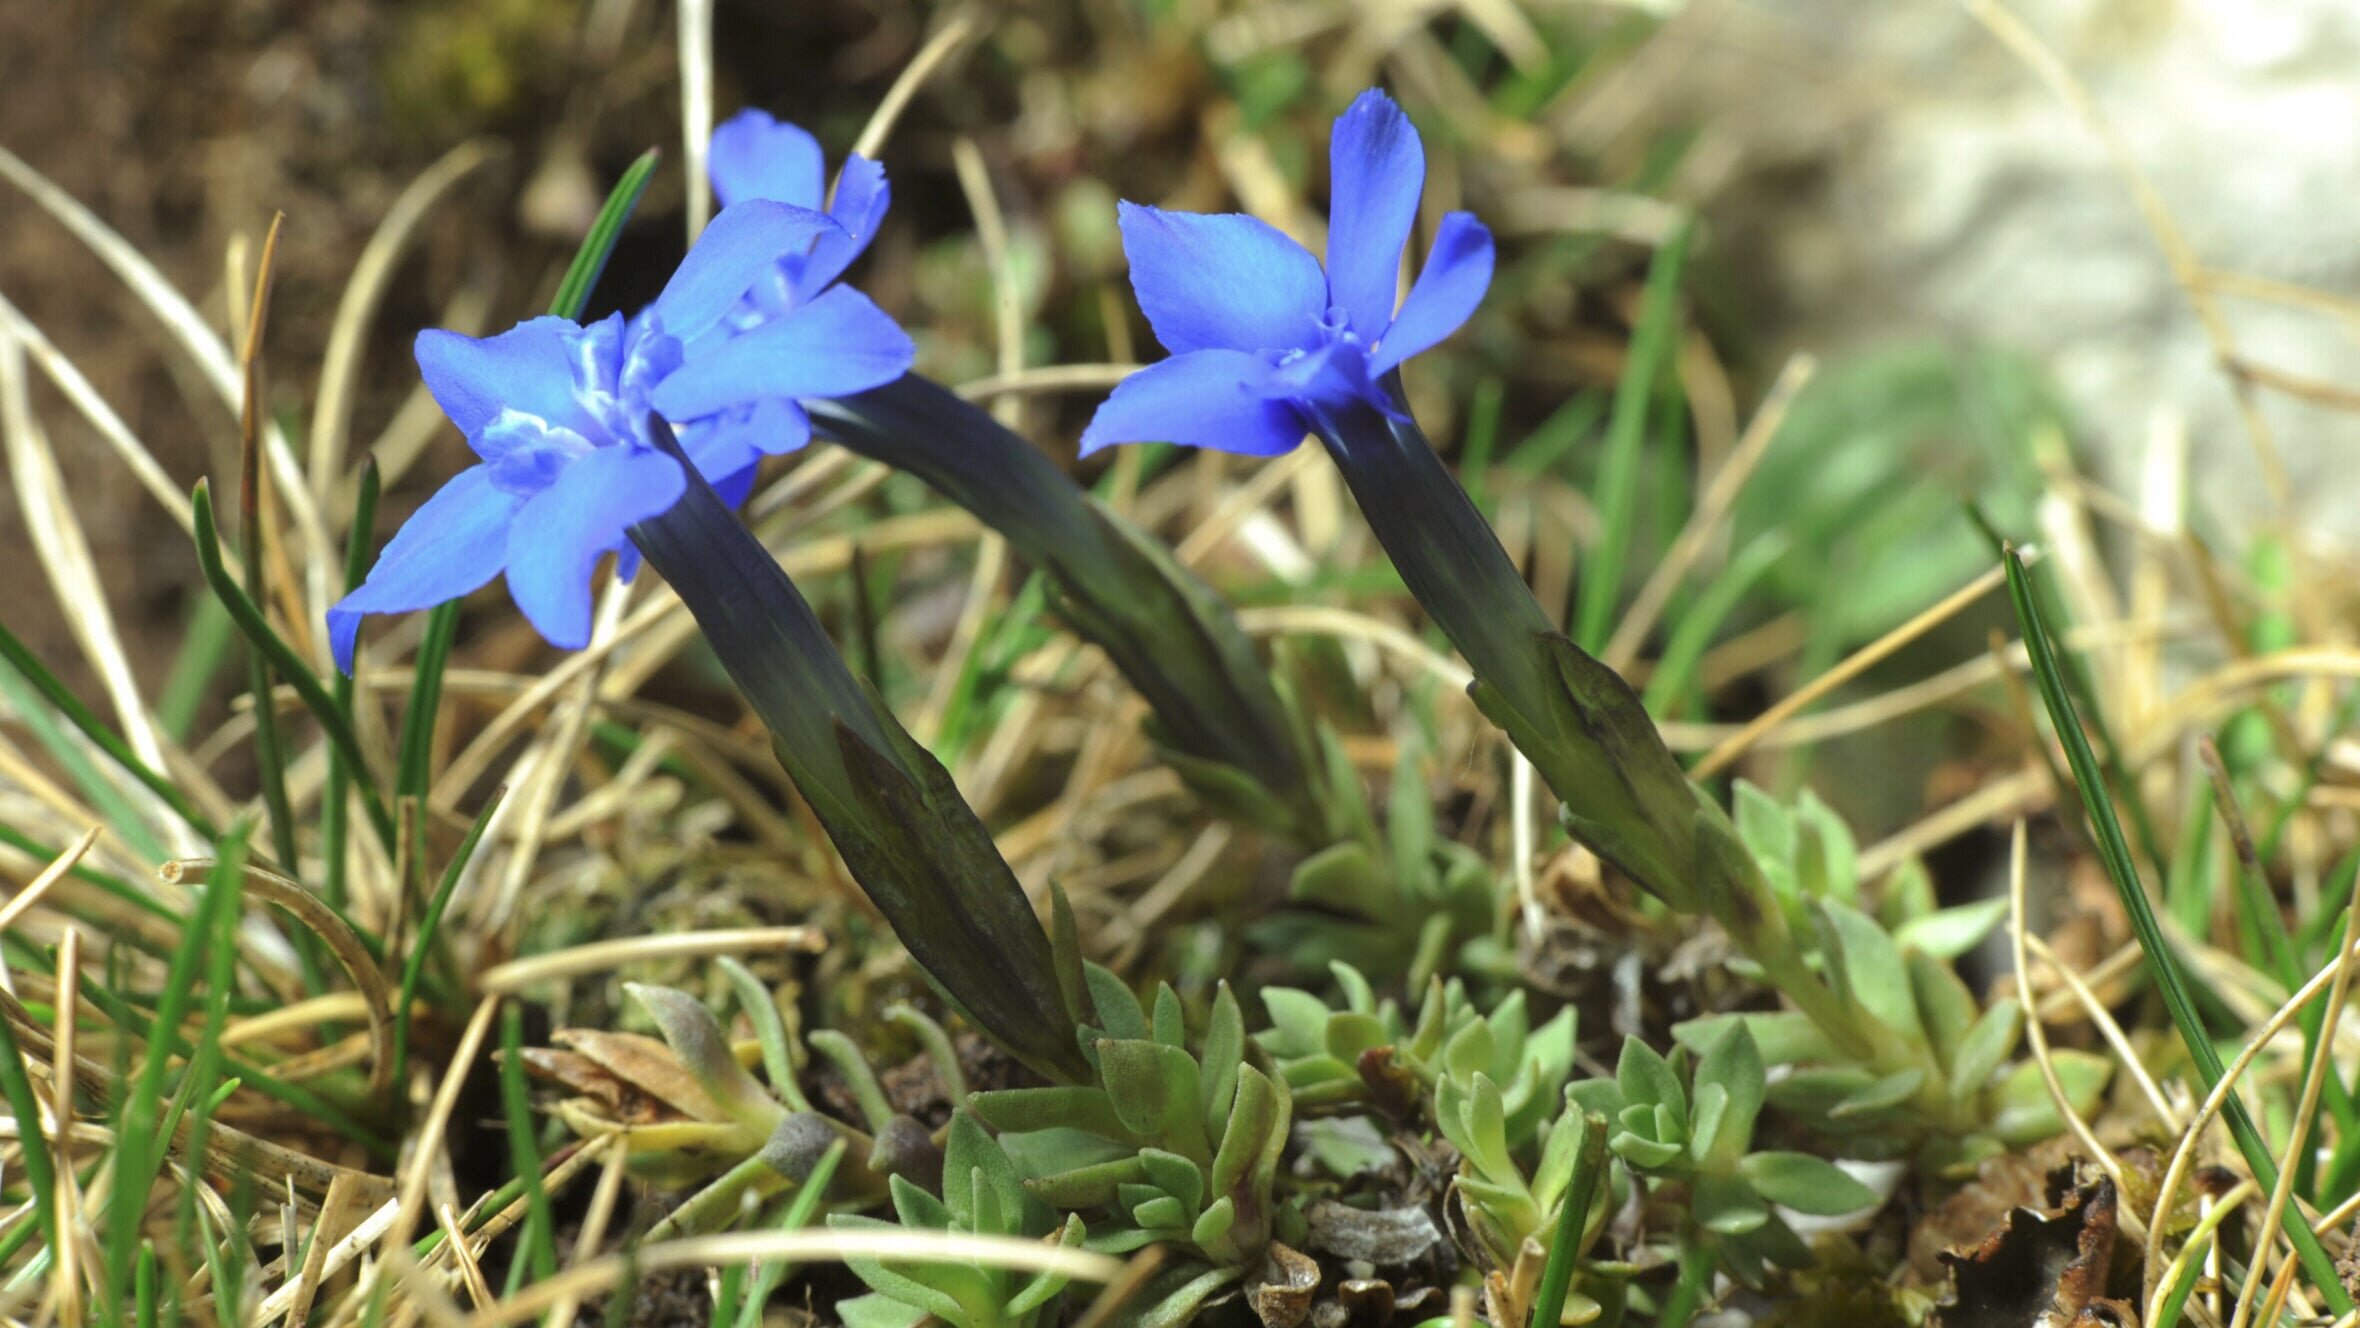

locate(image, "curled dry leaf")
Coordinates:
1935 1166 2139 1328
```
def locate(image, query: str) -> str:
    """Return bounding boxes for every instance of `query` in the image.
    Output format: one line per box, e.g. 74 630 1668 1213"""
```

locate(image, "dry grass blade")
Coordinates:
679 0 715 240
463 1229 1124 1327
478 927 827 994
2006 820 2124 1189
0 825 100 935
955 363 1142 400
1693 557 2027 780
0 144 334 598
307 139 496 496
0 320 191 852
0 293 192 533
160 856 397 1095
851 10 980 161
1604 353 1816 671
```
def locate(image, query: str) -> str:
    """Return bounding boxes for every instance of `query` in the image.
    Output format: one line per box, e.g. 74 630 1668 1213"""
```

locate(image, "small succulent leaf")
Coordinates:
1723 1212 1816 1275
1466 1074 1515 1174
1407 977 1450 1060
1813 900 1923 1042
1140 1148 1206 1213
1388 741 1437 877
890 1173 956 1230
1133 1195 1192 1230
1443 1018 1497 1081
1765 1067 1879 1123
1615 1036 1685 1120
1794 791 1859 904
1200 983 1246 1130
837 1292 929 1328
1125 1263 1246 1328
1689 1082 1730 1169
624 983 783 1131
1692 1021 1766 1167
1086 964 1149 1041
1905 949 1980 1075
1693 1171 1772 1234
1099 1039 1185 1141
1829 1066 1926 1118
1024 1155 1149 1208
1733 780 1796 876
1882 856 1939 927
1087 1225 1164 1255
1210 1065 1281 1200
1610 1129 1684 1171
1191 1194 1238 1250
1005 1214 1089 1317
1947 999 2024 1101
1486 992 1531 1074
1738 1152 1881 1215
1288 841 1387 914
1260 989 1333 1056
1893 896 2011 962
998 1125 1132 1178
1329 962 1378 1015
946 1112 1027 1233
1989 1049 2113 1145
1325 1012 1391 1065
969 1087 1130 1139
831 1214 974 1324
1565 1078 1624 1119
1153 983 1187 1049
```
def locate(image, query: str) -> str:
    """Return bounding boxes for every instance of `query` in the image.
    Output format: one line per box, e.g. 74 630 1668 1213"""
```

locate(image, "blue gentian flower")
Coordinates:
1080 88 1494 456
329 196 912 670
667 109 909 494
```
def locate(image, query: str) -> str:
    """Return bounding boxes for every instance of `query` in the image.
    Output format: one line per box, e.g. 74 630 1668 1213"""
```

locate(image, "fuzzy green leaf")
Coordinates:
1893 897 2010 962
1087 965 1148 1041
1947 998 2023 1101
625 983 781 1131
1738 1151 1879 1215
1694 1171 1772 1234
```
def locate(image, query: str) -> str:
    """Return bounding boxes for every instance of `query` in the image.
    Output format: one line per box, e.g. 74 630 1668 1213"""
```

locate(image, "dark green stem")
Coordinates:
1306 391 1708 912
628 416 1089 1082
809 375 1332 841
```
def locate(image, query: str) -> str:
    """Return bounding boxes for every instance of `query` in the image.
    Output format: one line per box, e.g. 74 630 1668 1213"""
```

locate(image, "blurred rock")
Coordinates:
1646 0 2360 540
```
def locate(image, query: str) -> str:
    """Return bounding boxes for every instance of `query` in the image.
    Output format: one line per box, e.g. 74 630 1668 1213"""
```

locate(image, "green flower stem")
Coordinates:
809 375 1334 841
1653 1225 1716 1328
1306 393 1752 927
627 417 1090 1083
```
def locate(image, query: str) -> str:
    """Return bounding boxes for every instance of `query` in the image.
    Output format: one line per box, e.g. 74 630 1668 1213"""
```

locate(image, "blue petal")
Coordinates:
654 200 841 339
709 109 826 210
1262 340 1387 416
1117 204 1327 356
1325 89 1424 342
680 396 815 481
503 446 687 649
416 319 600 442
329 466 521 672
793 154 890 300
1369 212 1493 375
651 286 913 419
1079 350 1308 457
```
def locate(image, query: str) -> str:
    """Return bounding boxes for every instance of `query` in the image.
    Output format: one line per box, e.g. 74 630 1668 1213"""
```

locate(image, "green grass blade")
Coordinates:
0 617 213 846
1526 1112 1606 1328
154 594 232 744
499 1001 560 1286
189 482 395 851
0 996 57 1258
550 148 659 321
391 788 503 1088
106 818 247 1312
323 459 381 909
2003 544 2353 1313
1574 218 1692 652
1641 532 1788 716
